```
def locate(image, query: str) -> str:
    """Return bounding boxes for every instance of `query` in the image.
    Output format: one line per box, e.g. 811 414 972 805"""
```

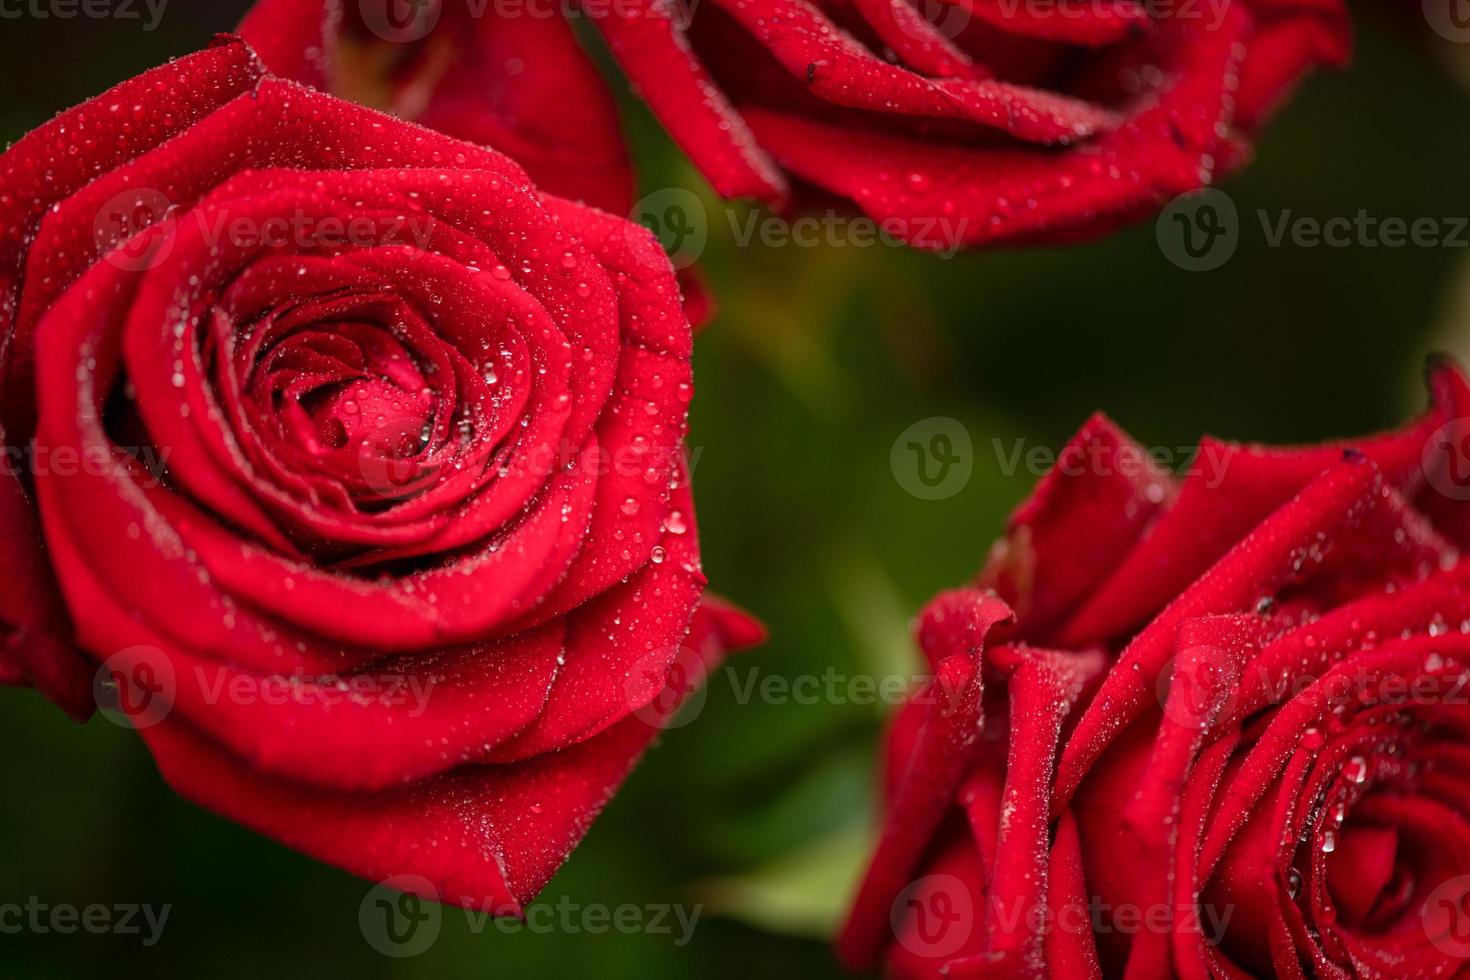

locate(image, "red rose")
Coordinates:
238 0 1348 252
237 0 720 319
839 358 1470 976
601 0 1350 249
238 0 635 214
0 35 762 913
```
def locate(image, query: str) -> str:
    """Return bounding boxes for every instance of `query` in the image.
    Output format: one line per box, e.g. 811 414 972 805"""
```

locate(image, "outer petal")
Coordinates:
979 413 1175 639
137 599 761 912
238 0 339 89
240 1 634 213
418 13 634 214
591 0 789 203
1054 456 1444 809
837 589 1012 970
0 38 265 437
0 459 90 714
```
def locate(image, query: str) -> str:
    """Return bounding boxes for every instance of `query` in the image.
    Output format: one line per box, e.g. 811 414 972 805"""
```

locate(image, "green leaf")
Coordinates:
691 823 873 941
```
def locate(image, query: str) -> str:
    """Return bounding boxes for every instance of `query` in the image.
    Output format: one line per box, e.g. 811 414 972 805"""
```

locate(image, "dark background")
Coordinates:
2 2 1468 976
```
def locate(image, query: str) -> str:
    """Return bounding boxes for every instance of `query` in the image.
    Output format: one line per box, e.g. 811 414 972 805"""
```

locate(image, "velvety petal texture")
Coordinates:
238 0 731 327
610 0 1347 248
840 358 1470 977
0 35 761 911
242 0 1344 252
239 0 634 214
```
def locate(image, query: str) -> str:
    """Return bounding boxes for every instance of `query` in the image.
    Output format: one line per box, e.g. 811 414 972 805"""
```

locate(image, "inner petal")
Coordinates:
257 319 444 501
1325 823 1402 929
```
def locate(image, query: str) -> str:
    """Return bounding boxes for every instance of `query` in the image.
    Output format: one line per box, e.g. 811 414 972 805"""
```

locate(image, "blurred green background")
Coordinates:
2 3 1469 977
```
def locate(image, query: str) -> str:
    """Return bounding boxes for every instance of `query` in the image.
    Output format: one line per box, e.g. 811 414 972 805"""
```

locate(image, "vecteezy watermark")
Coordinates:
726 210 971 260
893 421 1232 501
359 0 443 42
93 646 176 730
93 646 441 731
0 0 167 30
1156 188 1240 271
358 434 704 503
888 877 1233 959
991 0 1231 29
627 663 1016 727
1 441 170 488
359 876 702 956
92 189 437 273
891 874 975 958
988 436 1230 488
0 897 171 946
473 896 702 945
1156 647 1238 727
1423 0 1470 42
629 651 1470 722
1424 419 1470 502
358 0 701 41
1158 189 1470 271
724 665 935 709
1153 646 1470 729
1254 211 1470 250
483 0 699 27
892 0 1231 46
626 643 710 729
896 0 971 42
1424 874 1470 957
891 417 974 500
92 189 177 272
620 645 1468 727
629 188 708 270
360 875 443 958
629 190 973 267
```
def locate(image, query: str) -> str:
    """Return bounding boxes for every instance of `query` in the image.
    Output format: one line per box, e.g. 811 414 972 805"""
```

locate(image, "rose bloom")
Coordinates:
0 35 761 912
238 0 640 212
839 358 1470 977
237 0 719 319
241 0 1347 250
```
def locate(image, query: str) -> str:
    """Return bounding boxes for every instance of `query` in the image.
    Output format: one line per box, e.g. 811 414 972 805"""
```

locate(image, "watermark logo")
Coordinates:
360 875 442 958
1160 191 1469 269
991 0 1230 29
627 645 708 729
630 188 708 269
360 0 442 41
93 189 177 273
629 191 972 262
0 0 168 30
355 416 444 503
725 209 969 258
93 645 175 729
0 898 171 945
1424 0 1470 42
1157 188 1239 271
3 441 171 487
357 881 702 955
891 417 973 500
1156 647 1237 728
988 436 1230 487
896 0 971 42
890 874 974 959
1424 874 1470 957
1424 419 1470 502
93 191 438 273
95 650 441 728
